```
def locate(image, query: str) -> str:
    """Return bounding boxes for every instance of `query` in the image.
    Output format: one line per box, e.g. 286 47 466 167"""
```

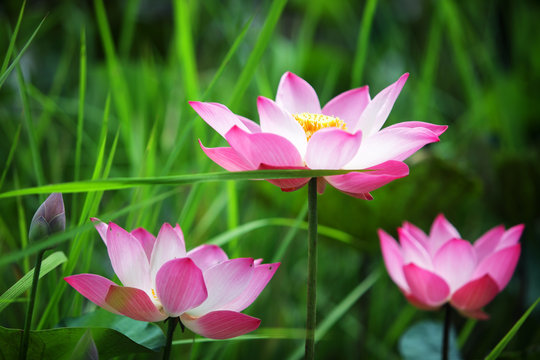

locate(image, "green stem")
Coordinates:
442 304 451 360
305 178 318 359
19 249 45 360
163 317 179 360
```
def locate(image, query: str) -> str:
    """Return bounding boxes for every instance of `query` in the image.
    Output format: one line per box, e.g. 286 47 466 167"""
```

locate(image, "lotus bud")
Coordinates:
28 193 65 241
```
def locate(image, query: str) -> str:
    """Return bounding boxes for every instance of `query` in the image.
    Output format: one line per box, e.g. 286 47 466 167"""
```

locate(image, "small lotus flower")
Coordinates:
65 219 279 339
28 193 65 241
190 72 447 199
379 214 523 319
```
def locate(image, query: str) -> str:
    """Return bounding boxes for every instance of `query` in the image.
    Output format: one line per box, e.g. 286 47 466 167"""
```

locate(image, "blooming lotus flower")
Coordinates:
379 214 523 319
190 72 447 199
65 219 279 339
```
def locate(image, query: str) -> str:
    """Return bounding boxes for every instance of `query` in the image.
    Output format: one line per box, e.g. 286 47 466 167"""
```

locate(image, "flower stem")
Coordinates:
163 317 179 360
442 304 451 360
19 249 45 360
305 178 318 360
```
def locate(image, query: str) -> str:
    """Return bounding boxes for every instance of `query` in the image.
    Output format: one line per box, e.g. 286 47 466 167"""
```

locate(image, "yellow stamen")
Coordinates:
151 288 158 300
293 112 347 140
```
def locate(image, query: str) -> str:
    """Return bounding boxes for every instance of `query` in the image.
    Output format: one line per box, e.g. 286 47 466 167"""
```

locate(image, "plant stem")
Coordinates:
442 303 451 360
305 178 318 359
19 249 45 360
163 317 179 360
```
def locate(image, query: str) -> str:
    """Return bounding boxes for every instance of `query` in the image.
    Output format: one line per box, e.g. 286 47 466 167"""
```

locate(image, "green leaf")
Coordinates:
0 251 67 313
0 169 359 198
398 320 461 360
0 15 47 89
0 324 160 360
485 296 540 360
60 308 165 352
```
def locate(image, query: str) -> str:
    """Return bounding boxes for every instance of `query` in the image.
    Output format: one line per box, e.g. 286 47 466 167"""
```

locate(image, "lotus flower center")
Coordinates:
293 112 347 140
151 288 158 300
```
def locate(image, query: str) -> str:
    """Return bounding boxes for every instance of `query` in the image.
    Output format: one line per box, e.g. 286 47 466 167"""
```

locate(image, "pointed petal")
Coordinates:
473 244 520 290
188 258 254 317
130 228 156 261
473 225 505 262
225 126 304 168
404 292 441 311
187 244 229 272
189 101 249 137
316 177 327 194
150 223 187 283
325 160 409 197
451 274 499 311
155 258 207 316
322 86 370 129
385 121 448 136
433 238 477 292
401 221 429 249
257 96 307 155
91 218 108 245
429 214 461 255
398 228 433 270
276 72 321 114
238 116 261 133
378 230 408 291
496 224 524 251
459 308 490 320
354 73 409 135
181 311 260 339
223 263 280 312
257 163 310 191
65 274 121 315
305 129 362 169
345 126 440 169
199 140 254 171
106 223 152 292
105 285 166 322
403 263 450 307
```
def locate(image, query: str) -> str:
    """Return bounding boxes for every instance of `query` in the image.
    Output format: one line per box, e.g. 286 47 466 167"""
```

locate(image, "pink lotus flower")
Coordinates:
379 214 523 319
65 219 279 339
190 72 447 199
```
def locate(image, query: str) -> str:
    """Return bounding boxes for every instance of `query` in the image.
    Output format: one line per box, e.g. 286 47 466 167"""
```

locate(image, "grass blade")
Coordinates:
351 0 378 87
16 64 45 188
0 124 21 191
0 169 364 198
93 0 136 164
0 15 47 89
1 0 26 74
74 28 87 182
201 16 253 100
228 0 288 110
485 296 540 360
0 251 67 313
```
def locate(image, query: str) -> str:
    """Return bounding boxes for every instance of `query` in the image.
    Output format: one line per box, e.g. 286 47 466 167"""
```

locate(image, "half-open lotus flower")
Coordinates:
379 214 523 319
65 219 279 339
190 72 447 199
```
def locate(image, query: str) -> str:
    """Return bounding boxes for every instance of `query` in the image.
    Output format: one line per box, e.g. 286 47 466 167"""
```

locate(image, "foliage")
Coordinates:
0 0 539 358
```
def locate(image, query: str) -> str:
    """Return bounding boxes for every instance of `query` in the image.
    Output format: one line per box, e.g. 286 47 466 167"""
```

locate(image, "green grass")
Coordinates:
0 0 539 359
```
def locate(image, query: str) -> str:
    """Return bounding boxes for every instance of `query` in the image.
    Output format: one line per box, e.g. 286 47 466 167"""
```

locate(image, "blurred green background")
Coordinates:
0 0 539 358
